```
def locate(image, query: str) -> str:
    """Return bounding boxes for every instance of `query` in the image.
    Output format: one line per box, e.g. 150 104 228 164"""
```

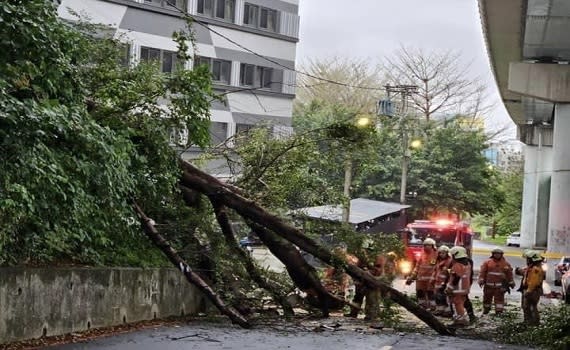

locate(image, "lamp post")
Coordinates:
378 84 418 205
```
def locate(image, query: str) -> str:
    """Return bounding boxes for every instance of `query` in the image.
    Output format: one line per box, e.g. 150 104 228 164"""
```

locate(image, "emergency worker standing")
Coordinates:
446 246 472 327
362 252 387 320
322 245 358 307
406 238 438 310
478 248 515 315
347 239 375 318
432 245 453 316
519 250 545 326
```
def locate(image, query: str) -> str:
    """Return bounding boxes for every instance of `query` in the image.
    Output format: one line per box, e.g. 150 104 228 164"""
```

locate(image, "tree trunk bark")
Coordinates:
133 202 251 329
179 160 453 335
248 222 353 316
208 198 295 317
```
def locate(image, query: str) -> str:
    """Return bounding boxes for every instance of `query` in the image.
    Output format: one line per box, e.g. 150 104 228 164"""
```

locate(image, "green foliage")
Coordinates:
494 167 523 235
406 122 503 217
353 118 503 218
0 0 215 266
494 305 570 350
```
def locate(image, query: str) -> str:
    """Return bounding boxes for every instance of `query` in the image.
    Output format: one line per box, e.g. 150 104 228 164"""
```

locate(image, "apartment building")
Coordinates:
58 0 299 175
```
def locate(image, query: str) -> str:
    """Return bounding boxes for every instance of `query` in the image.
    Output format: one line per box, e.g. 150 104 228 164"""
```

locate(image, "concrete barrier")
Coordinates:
0 268 208 344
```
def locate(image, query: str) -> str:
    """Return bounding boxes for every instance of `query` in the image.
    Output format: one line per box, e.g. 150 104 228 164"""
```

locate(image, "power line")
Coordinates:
169 5 385 92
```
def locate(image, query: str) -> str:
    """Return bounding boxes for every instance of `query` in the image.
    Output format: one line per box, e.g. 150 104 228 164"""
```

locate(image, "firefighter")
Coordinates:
363 251 387 320
432 245 453 316
445 246 472 327
347 238 374 318
478 248 515 315
382 252 398 283
406 238 438 310
322 245 356 308
520 250 545 326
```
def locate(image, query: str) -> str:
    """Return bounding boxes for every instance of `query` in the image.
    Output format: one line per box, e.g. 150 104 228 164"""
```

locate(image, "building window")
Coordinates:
140 47 178 73
143 0 187 11
195 57 232 84
197 0 235 22
209 122 228 145
243 3 277 32
240 63 255 86
239 64 279 89
235 123 254 134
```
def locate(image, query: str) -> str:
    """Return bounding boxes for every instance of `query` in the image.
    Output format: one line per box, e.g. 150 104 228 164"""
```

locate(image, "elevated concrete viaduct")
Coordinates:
479 0 570 256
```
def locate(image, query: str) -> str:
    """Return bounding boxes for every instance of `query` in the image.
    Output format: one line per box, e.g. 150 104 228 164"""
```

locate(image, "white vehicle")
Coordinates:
506 232 521 247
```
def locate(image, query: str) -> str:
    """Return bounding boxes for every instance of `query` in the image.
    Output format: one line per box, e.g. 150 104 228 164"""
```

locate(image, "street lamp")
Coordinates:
410 139 422 149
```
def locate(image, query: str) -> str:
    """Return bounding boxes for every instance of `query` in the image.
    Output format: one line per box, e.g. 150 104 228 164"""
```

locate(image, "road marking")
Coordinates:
472 248 564 259
379 346 392 350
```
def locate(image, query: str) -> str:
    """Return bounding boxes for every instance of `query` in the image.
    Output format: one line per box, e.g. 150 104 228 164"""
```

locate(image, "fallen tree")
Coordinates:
181 161 454 335
178 160 454 336
209 198 295 317
133 202 251 328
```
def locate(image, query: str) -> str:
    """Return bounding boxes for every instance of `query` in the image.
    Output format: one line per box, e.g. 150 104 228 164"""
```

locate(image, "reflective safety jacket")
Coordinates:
433 256 453 289
522 264 545 294
478 257 514 287
447 259 472 295
411 248 438 288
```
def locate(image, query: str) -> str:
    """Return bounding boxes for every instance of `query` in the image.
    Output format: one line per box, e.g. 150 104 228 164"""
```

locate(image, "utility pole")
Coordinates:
342 156 352 223
379 84 418 205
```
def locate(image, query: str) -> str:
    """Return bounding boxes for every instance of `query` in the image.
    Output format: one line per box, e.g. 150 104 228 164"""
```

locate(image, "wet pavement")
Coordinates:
47 320 534 350
41 241 560 349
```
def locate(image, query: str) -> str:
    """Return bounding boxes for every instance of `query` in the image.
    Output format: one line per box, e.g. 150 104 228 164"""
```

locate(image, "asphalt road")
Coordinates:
47 322 533 350
44 241 557 349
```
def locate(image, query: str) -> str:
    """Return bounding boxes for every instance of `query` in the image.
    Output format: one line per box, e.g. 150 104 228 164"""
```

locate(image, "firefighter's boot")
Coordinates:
449 314 469 327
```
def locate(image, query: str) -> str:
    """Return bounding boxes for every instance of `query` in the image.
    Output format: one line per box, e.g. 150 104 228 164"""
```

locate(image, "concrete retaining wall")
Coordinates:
0 268 208 344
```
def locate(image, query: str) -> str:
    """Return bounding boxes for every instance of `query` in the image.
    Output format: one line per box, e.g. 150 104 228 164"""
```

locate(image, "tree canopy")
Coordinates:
0 0 214 265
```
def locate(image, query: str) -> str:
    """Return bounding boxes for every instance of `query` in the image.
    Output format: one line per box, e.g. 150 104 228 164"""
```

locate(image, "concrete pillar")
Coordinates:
520 145 538 248
547 104 570 255
535 143 552 247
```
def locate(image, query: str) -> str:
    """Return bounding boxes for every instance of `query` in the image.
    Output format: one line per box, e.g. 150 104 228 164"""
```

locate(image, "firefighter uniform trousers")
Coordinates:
522 264 545 326
447 261 472 325
433 256 452 315
479 258 514 314
364 255 393 320
413 250 438 310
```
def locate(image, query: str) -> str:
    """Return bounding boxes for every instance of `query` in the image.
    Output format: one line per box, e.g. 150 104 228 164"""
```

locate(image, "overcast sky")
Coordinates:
296 0 516 138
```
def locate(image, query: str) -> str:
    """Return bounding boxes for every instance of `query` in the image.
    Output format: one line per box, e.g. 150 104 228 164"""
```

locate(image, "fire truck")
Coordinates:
397 219 474 276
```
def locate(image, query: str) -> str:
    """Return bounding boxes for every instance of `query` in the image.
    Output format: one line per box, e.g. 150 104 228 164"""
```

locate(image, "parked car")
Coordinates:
506 232 521 247
562 270 570 304
554 256 570 286
239 233 263 248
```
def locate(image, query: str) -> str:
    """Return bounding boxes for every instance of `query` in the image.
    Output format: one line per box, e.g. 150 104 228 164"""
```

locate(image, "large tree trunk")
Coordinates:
179 160 453 335
248 222 345 317
133 202 250 329
208 198 295 317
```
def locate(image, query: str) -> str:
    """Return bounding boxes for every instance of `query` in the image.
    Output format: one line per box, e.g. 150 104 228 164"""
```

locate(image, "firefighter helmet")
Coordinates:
523 250 543 262
423 238 436 246
449 246 468 259
437 245 450 253
387 251 398 260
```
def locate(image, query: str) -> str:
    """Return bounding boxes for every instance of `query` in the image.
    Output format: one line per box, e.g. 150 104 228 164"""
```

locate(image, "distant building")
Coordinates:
57 0 299 177
485 140 524 171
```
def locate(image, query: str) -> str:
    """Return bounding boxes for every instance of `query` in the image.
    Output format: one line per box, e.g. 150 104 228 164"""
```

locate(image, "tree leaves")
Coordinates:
0 0 215 266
